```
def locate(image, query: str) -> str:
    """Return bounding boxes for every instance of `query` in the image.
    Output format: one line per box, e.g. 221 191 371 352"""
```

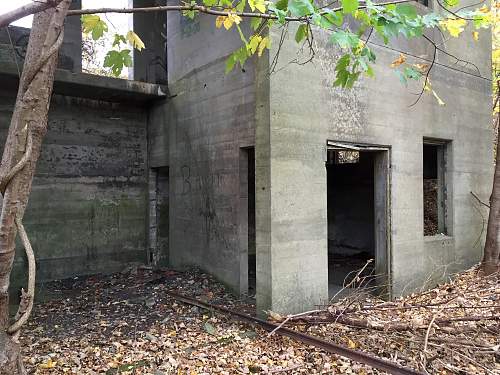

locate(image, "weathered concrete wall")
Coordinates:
164 10 258 293
0 88 149 293
261 0 492 312
133 0 167 84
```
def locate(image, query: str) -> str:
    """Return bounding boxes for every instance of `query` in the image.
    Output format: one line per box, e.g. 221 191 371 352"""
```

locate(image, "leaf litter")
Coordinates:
20 265 499 374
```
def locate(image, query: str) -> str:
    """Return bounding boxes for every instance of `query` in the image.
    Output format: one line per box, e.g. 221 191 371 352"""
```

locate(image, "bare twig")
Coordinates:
330 259 373 302
471 191 490 209
268 308 323 336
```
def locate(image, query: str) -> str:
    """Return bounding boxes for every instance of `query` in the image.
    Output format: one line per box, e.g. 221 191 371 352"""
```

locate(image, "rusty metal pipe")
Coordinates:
167 291 424 375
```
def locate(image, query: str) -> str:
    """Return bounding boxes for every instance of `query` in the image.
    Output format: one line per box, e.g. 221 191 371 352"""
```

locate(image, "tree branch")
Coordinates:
0 0 62 28
65 0 416 20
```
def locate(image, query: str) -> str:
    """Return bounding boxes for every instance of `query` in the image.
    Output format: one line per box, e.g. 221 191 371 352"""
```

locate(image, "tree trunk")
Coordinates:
0 1 71 373
481 87 500 274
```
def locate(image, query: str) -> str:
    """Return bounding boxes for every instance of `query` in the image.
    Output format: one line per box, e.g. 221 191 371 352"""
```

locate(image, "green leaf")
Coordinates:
183 9 197 19
295 24 308 42
312 11 343 29
330 30 360 49
250 17 262 30
272 7 287 23
82 14 108 40
396 70 408 85
112 33 126 47
395 4 417 19
333 69 349 87
288 0 315 17
226 47 250 73
444 0 459 7
335 54 351 72
104 49 132 77
235 0 246 12
422 13 442 27
226 55 237 73
203 0 218 6
121 49 133 67
403 66 421 80
340 0 359 15
275 0 288 10
345 71 360 88
323 9 343 26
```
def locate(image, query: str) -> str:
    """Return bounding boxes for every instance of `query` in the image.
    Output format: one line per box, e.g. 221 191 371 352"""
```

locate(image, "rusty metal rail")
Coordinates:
167 291 424 375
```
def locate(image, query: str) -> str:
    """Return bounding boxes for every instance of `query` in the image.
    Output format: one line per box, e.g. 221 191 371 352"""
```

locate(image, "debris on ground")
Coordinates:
275 266 500 374
22 267 377 374
21 265 499 374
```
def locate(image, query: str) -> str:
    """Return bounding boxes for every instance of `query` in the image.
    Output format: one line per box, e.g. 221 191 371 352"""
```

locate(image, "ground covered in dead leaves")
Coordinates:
22 267 376 374
20 266 499 374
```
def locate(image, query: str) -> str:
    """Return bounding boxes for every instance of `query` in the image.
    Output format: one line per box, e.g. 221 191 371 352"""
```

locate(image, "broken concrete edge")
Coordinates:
0 62 168 104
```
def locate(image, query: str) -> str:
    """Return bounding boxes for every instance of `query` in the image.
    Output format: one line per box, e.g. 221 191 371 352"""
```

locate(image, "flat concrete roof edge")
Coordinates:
0 63 168 104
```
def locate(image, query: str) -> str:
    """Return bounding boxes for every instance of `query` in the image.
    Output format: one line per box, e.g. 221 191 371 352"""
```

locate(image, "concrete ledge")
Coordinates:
424 235 454 243
0 62 167 103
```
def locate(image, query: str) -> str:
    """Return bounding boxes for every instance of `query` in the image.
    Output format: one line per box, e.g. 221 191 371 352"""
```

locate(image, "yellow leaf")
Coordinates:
347 338 357 349
413 63 429 73
126 31 145 51
223 16 234 30
248 35 263 54
439 18 467 37
221 12 241 30
268 310 284 321
432 89 445 106
215 15 225 28
257 36 270 57
472 31 479 41
479 5 489 13
493 49 500 63
39 359 57 369
228 12 242 25
390 53 406 68
249 0 267 12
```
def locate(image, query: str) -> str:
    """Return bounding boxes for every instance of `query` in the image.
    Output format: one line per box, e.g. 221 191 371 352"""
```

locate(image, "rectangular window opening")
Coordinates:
423 141 448 236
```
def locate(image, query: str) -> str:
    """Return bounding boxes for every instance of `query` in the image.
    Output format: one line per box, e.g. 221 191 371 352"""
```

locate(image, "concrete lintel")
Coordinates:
0 62 167 104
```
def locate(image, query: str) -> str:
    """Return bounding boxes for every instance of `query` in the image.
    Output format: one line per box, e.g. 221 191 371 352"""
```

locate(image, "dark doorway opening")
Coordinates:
239 147 256 297
247 148 256 296
326 141 389 300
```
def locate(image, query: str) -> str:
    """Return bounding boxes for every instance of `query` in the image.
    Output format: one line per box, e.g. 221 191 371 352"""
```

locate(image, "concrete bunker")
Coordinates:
326 141 390 299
